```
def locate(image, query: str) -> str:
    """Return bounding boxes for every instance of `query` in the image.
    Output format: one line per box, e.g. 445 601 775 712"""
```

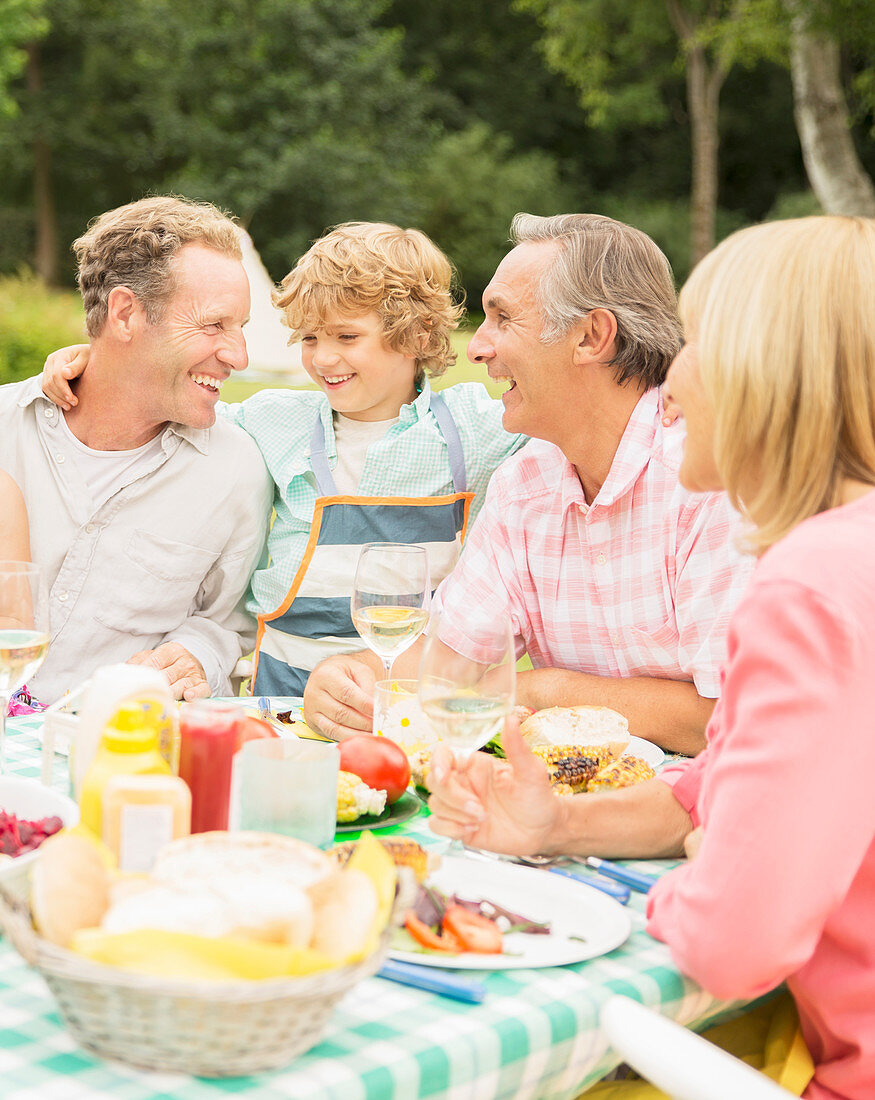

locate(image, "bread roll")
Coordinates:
31 833 111 947
519 705 630 757
101 876 315 947
152 831 333 892
307 869 378 961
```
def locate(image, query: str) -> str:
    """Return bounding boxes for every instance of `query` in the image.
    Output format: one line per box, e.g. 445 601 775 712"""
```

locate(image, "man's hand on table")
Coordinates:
303 653 379 741
428 718 564 855
127 642 210 701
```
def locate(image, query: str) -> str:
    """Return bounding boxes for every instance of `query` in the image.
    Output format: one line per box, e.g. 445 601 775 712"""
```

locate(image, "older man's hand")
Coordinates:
127 642 210 701
303 653 377 741
427 718 563 855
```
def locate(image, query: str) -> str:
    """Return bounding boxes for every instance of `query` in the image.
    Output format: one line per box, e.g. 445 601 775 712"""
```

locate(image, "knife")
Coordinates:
541 865 631 905
585 857 659 894
377 959 487 1003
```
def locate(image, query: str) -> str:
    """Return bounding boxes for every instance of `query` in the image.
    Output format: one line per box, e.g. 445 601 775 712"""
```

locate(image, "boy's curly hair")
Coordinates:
275 222 464 384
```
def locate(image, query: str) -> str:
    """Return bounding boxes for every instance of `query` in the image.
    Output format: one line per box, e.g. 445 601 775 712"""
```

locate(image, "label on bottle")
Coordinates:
118 804 174 872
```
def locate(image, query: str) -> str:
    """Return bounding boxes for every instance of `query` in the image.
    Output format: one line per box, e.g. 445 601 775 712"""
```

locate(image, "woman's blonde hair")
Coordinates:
680 215 875 553
274 222 463 385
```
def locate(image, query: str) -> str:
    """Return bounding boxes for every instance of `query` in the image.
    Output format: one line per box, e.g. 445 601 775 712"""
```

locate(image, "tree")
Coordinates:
0 0 439 284
787 2 875 215
517 0 788 265
0 0 46 117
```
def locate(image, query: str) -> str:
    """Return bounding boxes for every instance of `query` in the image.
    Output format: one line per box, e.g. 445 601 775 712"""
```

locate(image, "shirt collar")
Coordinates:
593 386 663 508
399 379 432 425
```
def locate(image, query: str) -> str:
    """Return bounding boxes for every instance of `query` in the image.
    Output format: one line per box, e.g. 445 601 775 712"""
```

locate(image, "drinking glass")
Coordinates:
418 612 516 762
350 543 430 681
0 562 49 773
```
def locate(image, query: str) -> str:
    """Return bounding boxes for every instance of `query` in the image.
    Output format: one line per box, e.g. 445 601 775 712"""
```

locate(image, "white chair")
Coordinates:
600 995 794 1100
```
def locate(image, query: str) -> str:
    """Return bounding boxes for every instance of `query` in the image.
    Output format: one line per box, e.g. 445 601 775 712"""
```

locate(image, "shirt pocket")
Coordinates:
94 529 217 636
623 615 683 679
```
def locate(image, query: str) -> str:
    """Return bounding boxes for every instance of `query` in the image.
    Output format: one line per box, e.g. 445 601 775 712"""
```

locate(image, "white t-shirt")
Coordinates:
59 413 165 510
331 413 398 495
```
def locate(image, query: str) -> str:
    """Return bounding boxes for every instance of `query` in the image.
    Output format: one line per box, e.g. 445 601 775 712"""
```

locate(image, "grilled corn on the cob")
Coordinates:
587 756 655 791
531 744 617 794
332 837 437 883
336 771 387 823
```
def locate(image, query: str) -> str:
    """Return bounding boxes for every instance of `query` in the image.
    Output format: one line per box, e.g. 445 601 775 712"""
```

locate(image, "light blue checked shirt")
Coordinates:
220 381 525 620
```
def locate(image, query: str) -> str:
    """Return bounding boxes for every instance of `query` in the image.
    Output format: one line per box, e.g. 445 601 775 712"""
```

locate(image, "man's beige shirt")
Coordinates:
0 377 272 703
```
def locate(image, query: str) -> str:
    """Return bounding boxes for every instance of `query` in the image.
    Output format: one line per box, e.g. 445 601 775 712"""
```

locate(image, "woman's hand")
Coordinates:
42 343 91 410
427 717 563 855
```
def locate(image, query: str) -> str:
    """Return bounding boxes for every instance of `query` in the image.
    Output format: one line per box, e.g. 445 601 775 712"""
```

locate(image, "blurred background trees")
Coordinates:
0 0 873 381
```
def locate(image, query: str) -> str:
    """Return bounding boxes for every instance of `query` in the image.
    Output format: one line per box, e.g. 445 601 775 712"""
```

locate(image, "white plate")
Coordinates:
390 854 632 970
0 776 80 897
625 735 665 768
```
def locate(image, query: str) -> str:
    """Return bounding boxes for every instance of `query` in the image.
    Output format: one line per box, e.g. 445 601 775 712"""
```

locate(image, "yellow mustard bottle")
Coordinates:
79 703 171 839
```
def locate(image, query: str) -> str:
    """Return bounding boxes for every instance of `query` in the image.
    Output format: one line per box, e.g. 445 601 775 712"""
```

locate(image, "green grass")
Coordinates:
223 328 504 403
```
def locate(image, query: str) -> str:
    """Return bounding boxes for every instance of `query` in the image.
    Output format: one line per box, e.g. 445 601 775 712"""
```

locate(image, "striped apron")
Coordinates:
251 391 474 697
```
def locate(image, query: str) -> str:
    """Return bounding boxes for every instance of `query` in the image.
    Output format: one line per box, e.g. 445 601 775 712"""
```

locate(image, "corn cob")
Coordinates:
336 771 387 823
331 837 436 883
531 745 616 794
406 747 431 791
588 756 655 791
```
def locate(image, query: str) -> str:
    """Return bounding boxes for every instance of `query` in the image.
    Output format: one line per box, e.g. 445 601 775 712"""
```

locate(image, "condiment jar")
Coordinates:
178 701 241 833
102 774 191 872
79 703 172 837
71 664 179 798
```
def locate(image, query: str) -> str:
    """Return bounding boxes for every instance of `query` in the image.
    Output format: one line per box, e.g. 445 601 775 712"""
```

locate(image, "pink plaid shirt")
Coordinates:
438 388 753 698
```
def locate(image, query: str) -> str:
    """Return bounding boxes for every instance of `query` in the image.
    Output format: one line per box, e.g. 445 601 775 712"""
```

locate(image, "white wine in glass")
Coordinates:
350 543 430 680
0 561 49 773
418 612 516 761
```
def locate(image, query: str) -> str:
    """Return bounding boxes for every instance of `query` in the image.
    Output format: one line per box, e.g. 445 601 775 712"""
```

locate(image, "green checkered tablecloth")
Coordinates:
0 710 755 1100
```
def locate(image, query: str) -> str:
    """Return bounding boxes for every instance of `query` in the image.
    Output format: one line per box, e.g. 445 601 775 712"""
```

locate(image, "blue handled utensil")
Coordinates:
377 959 487 1003
585 857 659 894
543 865 631 904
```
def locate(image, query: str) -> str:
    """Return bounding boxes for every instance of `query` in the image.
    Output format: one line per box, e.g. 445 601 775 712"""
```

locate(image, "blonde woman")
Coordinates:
427 216 875 1100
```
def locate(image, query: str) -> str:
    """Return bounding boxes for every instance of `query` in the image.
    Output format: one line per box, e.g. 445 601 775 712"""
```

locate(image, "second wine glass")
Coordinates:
418 611 516 761
350 543 430 681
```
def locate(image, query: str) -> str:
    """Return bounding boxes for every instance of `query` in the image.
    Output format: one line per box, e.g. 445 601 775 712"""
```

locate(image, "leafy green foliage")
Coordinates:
0 0 47 117
416 124 573 303
0 273 85 383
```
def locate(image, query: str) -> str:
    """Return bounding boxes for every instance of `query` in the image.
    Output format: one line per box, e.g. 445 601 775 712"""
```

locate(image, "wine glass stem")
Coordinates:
383 656 394 681
0 697 7 775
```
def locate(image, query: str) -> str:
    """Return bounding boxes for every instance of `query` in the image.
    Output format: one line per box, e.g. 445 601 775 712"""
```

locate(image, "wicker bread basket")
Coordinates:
0 835 407 1077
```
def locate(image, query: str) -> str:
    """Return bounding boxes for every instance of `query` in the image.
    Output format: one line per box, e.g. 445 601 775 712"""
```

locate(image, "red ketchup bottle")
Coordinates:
178 701 241 833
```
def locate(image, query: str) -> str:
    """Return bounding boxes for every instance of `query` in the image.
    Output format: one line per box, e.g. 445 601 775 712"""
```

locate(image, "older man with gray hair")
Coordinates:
0 195 271 703
304 213 752 754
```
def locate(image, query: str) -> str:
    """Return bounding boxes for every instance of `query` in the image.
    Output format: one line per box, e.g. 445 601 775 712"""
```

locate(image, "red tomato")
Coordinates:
235 716 281 752
442 905 503 954
404 911 462 953
339 735 411 804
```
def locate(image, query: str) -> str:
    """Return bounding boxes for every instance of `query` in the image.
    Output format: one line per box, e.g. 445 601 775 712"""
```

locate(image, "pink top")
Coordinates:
438 388 751 696
648 489 875 1100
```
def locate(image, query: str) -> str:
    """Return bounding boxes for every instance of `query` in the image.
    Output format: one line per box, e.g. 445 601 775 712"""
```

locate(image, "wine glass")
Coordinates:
0 562 49 773
350 543 430 682
418 611 516 761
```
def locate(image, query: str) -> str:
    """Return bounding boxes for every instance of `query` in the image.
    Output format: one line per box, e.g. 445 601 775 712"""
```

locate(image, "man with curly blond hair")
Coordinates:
0 195 271 704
